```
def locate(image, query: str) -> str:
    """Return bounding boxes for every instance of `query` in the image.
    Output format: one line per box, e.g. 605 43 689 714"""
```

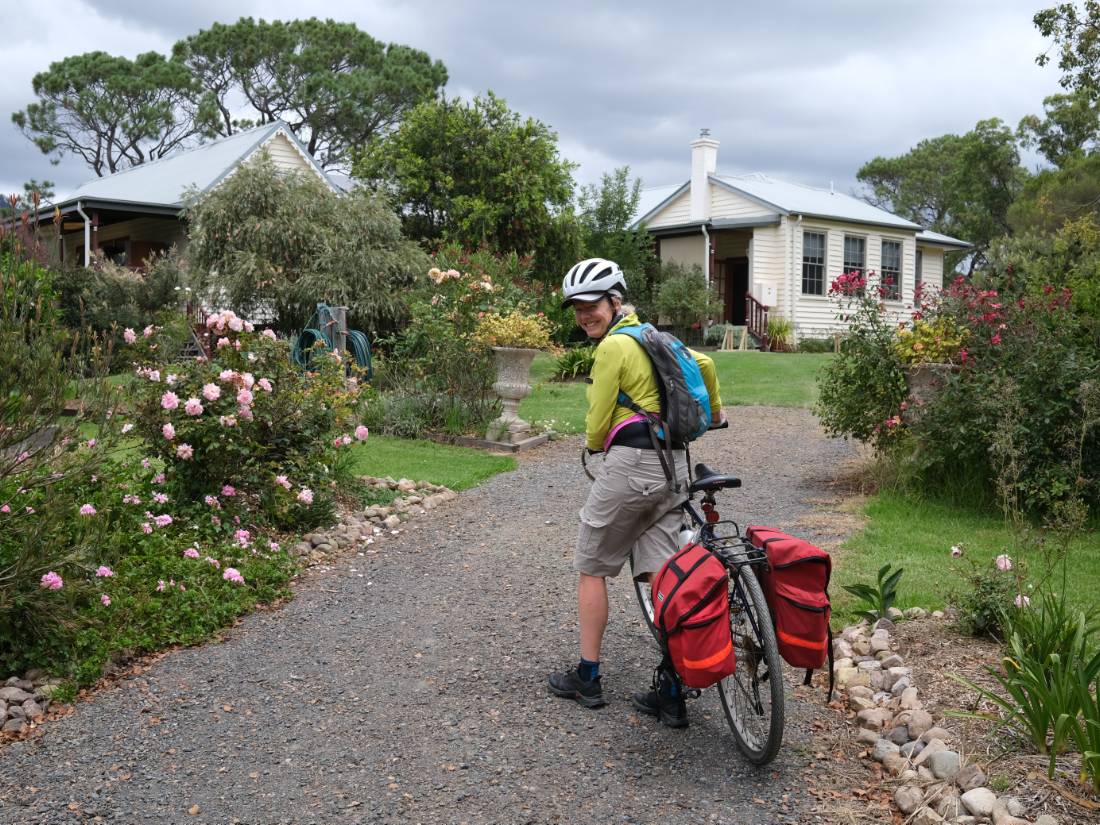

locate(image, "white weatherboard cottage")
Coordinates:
632 132 970 342
36 121 339 269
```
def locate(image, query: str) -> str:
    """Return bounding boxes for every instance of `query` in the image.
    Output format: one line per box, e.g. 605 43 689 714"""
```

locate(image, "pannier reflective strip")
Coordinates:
683 639 734 669
776 628 827 650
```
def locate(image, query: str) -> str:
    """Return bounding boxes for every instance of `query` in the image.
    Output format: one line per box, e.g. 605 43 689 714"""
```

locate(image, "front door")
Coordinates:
725 257 749 325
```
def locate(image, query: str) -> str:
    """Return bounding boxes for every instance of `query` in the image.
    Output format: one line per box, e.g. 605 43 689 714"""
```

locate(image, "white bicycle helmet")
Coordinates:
560 258 626 308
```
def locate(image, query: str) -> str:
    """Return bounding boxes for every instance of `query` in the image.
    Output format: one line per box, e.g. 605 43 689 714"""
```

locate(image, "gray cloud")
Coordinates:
5 0 1064 203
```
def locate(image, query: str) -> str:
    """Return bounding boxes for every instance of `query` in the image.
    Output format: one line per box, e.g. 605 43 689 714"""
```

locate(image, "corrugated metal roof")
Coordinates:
632 172 939 234
59 121 337 210
713 173 923 230
917 229 972 248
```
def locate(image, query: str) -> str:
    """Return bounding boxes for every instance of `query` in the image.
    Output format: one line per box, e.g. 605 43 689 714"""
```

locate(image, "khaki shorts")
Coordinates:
574 446 689 579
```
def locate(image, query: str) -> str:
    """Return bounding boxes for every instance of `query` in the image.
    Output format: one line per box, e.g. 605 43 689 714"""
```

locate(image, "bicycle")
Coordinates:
631 461 785 766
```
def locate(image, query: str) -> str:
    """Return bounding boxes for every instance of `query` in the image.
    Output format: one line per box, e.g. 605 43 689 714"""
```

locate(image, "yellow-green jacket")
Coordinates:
585 312 723 451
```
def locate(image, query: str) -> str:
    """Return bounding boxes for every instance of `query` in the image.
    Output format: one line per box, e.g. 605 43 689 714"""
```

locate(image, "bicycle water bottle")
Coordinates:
677 523 694 548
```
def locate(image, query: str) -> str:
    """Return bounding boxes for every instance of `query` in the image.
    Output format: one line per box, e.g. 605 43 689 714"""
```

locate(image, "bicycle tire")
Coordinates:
630 558 661 646
717 568 785 765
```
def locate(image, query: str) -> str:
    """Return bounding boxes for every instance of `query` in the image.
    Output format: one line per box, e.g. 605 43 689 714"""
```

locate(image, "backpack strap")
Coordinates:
617 389 682 493
802 624 835 703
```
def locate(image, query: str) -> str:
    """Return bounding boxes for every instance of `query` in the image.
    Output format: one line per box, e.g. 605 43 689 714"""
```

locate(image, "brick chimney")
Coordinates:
689 129 719 222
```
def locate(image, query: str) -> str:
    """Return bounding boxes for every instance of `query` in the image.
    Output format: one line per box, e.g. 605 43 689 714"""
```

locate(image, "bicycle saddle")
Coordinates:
691 463 742 492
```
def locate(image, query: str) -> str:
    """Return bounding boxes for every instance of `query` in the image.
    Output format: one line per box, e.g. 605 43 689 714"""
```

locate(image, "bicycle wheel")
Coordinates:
717 568 785 765
630 558 660 644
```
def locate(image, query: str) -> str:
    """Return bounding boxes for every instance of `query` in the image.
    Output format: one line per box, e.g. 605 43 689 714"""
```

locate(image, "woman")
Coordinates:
548 258 724 728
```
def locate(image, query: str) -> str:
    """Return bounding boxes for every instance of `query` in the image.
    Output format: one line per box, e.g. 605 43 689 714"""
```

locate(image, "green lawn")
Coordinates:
346 435 516 491
520 351 831 434
832 490 1100 623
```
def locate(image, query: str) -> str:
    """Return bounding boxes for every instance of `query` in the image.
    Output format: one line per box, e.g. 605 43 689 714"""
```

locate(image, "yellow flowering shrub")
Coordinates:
472 311 554 350
894 317 967 364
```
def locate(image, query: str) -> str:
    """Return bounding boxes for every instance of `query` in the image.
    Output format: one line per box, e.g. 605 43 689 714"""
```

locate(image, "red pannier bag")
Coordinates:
746 525 834 698
652 543 736 689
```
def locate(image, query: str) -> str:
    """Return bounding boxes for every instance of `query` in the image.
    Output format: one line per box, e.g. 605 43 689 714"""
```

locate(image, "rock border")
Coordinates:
835 608 1059 825
292 476 458 566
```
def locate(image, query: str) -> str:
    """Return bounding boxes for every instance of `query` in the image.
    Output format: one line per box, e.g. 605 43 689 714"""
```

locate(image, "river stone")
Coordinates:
870 636 892 655
910 807 945 825
869 671 886 690
917 766 935 781
836 667 869 689
879 653 904 669
853 637 872 656
440 490 458 502
960 787 997 818
21 700 43 720
833 638 855 659
955 763 987 791
905 607 929 619
397 478 416 492
935 790 963 819
954 818 977 825
0 687 31 703
905 709 935 739
887 726 910 746
383 515 401 529
1034 816 1059 825
900 739 924 758
991 797 1026 824
928 750 961 780
850 695 876 712
894 785 923 814
899 687 922 710
2 718 26 733
912 738 946 767
857 659 882 672
847 684 873 700
0 700 5 718
883 752 908 775
898 769 918 783
890 676 912 697
887 607 904 619
856 727 880 745
857 707 893 730
873 618 895 632
921 726 951 743
932 610 945 618
872 738 900 763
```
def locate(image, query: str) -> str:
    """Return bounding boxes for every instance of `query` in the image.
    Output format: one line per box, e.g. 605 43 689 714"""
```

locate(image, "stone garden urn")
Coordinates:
485 346 540 444
904 362 959 422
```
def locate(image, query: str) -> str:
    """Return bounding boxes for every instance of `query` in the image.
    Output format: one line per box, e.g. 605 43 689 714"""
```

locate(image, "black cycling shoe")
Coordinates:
631 688 689 728
632 667 689 728
548 668 607 708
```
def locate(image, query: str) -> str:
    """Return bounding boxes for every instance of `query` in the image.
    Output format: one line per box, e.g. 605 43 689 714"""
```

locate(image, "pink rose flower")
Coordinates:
237 388 253 406
123 328 137 344
100 594 111 607
355 425 369 441
274 475 291 490
162 423 176 441
238 406 254 421
153 492 169 504
223 567 245 584
0 505 10 513
262 329 277 340
40 571 63 590
176 443 194 460
154 514 173 528
1015 593 1031 608
80 503 97 516
141 522 153 534
121 423 134 434
222 485 236 497
184 547 200 559
204 495 220 508
96 565 114 577
205 556 221 569
143 325 155 338
156 580 166 592
297 488 314 505
228 316 244 332
219 369 236 382
257 378 273 393
184 398 203 416
234 529 251 547
216 337 231 349
995 554 1013 572
202 383 221 401
219 415 237 428
241 373 255 389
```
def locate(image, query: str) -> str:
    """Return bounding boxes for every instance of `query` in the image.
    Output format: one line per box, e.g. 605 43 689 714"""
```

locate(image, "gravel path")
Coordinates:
0 406 857 825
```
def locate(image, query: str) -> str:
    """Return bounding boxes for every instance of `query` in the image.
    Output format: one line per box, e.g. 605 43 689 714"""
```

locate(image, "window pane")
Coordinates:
881 240 901 299
802 231 825 295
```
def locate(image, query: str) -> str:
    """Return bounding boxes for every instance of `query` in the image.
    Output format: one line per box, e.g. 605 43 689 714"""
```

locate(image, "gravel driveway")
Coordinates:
0 406 857 825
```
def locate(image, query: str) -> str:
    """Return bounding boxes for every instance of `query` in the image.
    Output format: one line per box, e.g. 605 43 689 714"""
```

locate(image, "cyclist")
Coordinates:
548 257 724 728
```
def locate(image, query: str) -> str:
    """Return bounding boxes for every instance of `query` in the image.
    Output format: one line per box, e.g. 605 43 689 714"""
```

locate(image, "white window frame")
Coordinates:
880 238 903 301
842 234 866 278
801 229 827 296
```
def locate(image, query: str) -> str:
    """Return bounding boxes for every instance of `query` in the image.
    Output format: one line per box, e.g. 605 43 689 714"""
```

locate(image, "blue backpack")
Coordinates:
612 323 712 490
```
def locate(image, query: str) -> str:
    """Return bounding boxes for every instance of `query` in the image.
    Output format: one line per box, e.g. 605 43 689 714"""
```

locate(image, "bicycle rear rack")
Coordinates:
706 531 767 569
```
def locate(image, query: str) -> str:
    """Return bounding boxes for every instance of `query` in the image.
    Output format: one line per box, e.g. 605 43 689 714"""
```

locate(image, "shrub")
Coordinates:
893 316 967 364
472 311 554 349
767 316 795 352
815 280 907 450
797 336 835 353
554 345 596 380
653 262 715 335
125 309 365 528
951 550 1023 638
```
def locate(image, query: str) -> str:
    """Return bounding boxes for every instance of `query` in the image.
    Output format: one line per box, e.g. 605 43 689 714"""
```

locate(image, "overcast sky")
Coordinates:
3 0 1065 204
